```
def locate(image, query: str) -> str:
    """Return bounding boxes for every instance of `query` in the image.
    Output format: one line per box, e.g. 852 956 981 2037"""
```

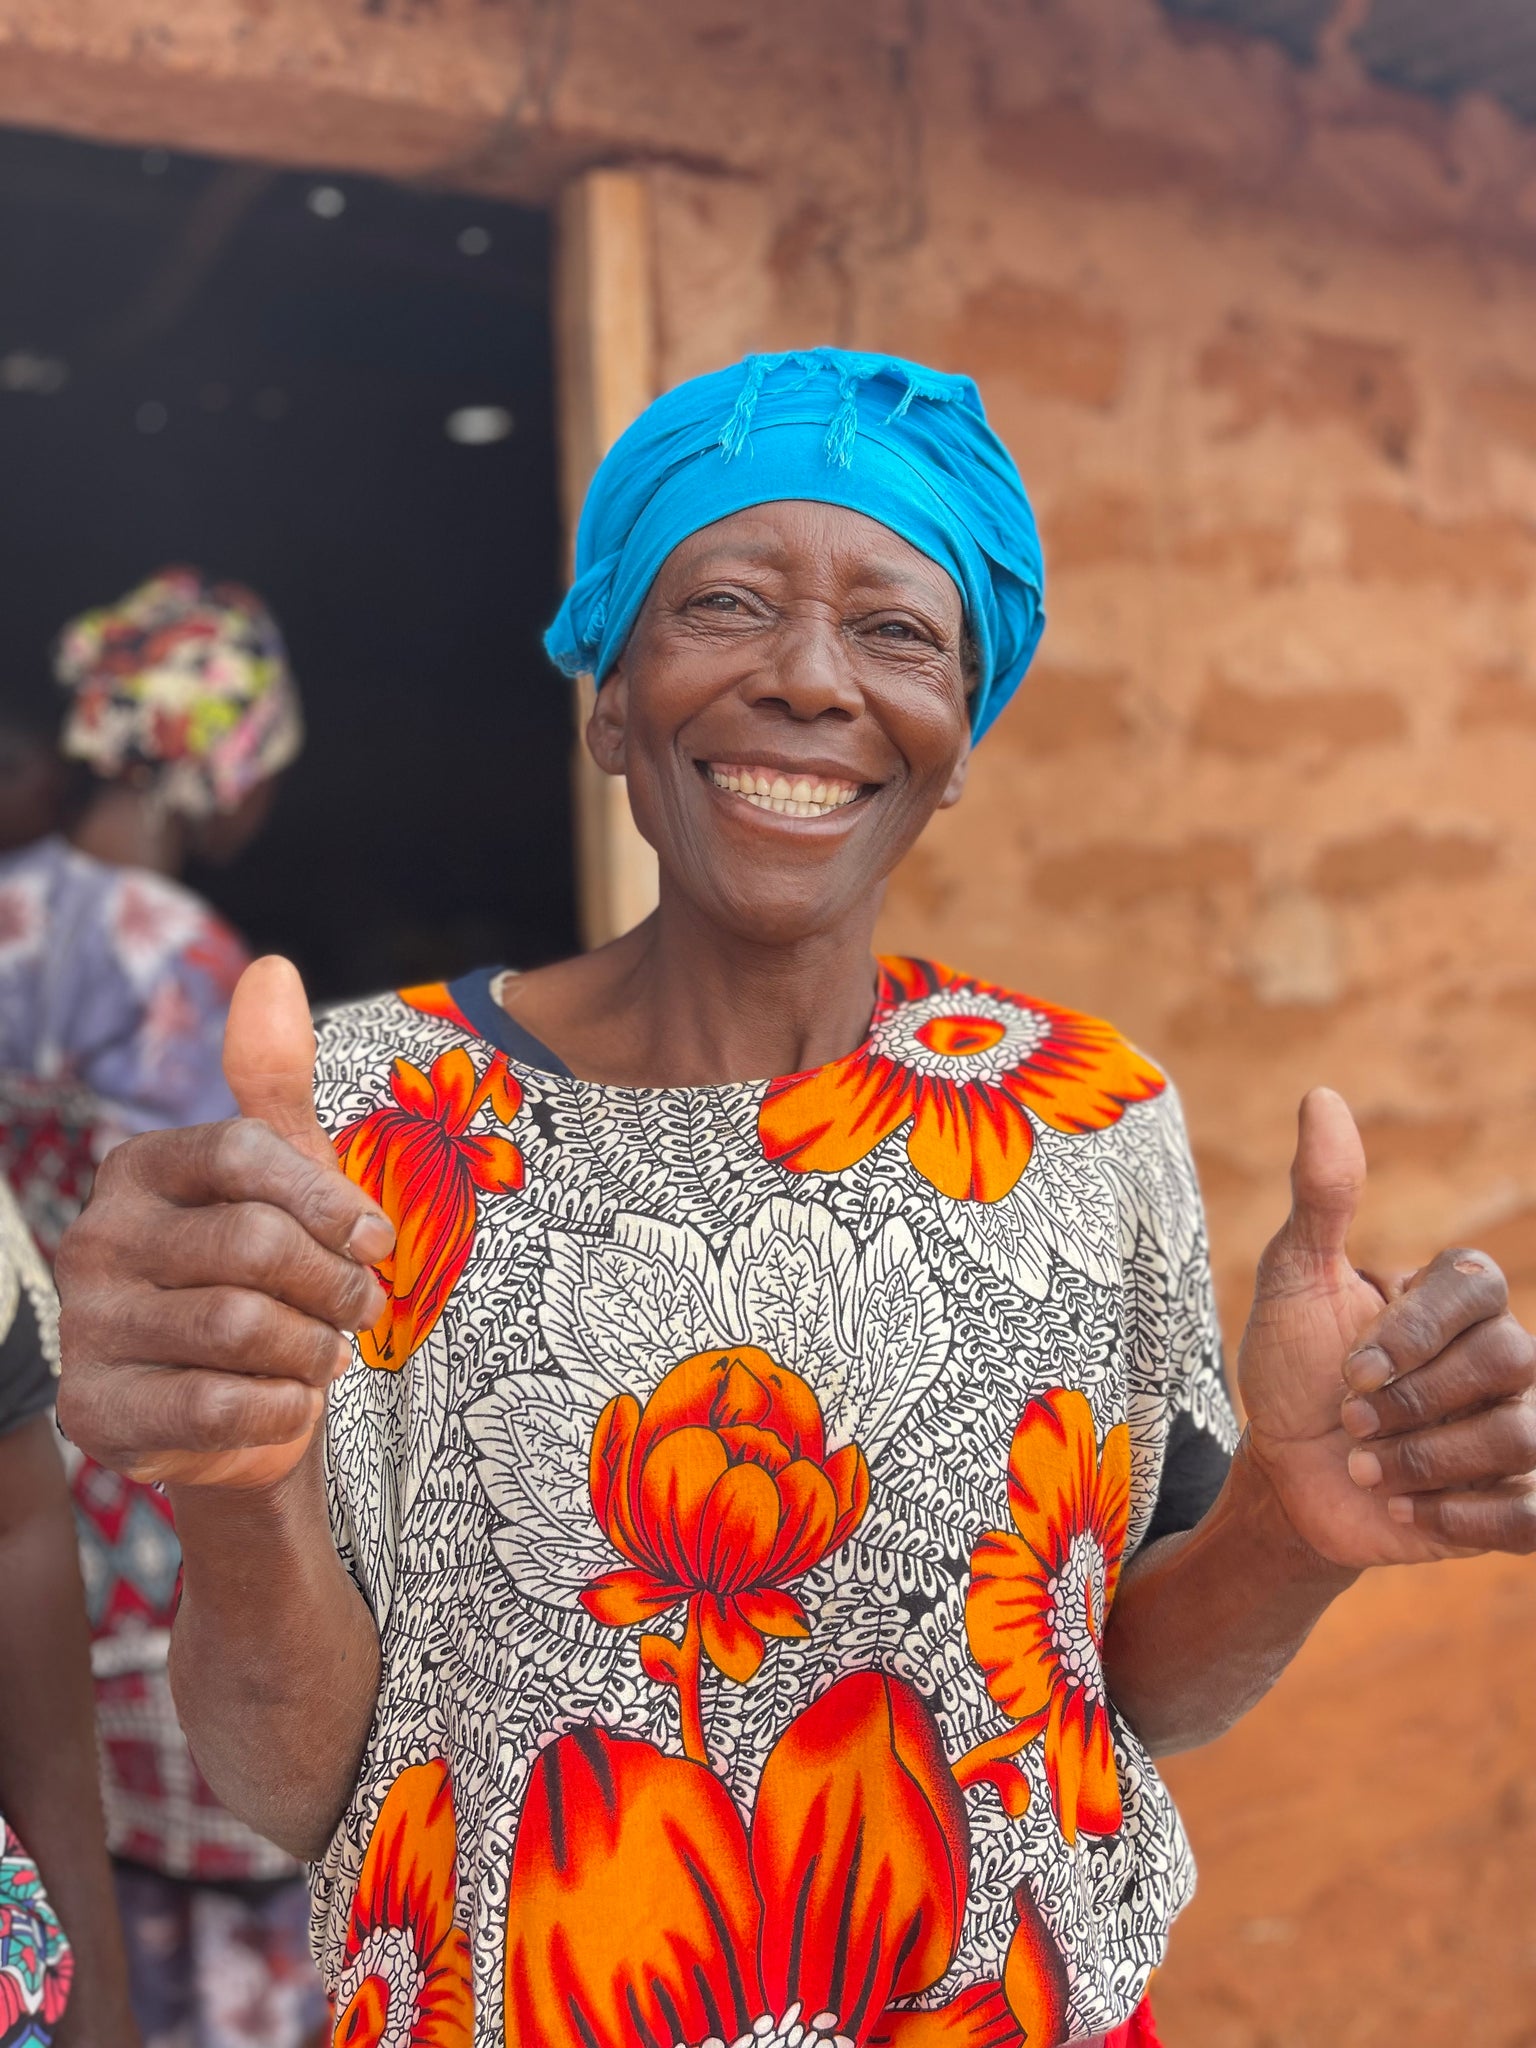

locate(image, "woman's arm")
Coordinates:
1108 1088 1536 1754
166 1436 381 1861
1103 1435 1355 1755
0 1413 137 2048
57 960 396 1862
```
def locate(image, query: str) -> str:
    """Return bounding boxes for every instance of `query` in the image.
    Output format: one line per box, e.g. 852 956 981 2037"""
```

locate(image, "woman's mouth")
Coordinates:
704 761 867 820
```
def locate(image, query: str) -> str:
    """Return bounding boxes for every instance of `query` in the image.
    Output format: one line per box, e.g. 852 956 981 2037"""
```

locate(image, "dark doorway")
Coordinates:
0 126 574 1003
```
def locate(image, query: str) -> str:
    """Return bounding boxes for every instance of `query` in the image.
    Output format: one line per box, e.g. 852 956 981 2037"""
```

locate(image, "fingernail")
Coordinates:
1341 1394 1380 1439
1387 1494 1415 1524
349 1214 394 1263
1345 1345 1393 1393
1348 1448 1383 1489
333 1334 353 1380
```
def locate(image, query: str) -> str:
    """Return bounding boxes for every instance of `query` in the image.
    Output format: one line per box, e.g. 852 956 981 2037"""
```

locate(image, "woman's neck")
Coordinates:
504 887 886 1088
68 783 185 878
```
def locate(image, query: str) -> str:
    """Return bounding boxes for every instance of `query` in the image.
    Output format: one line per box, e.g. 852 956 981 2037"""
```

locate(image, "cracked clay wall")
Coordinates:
639 5 1536 1341
5 0 1536 1335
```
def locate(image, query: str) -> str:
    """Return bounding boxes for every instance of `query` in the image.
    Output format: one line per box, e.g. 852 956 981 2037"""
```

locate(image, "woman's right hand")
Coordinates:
55 957 395 1491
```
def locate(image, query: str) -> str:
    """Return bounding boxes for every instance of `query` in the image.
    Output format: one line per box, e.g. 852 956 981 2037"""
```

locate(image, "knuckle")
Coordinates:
213 1117 273 1181
56 1298 101 1367
52 1373 89 1448
235 1203 293 1282
1440 1245 1509 1308
1380 1369 1431 1430
168 1371 240 1449
1392 1432 1436 1489
1506 1402 1536 1469
197 1286 271 1359
1500 1490 1536 1553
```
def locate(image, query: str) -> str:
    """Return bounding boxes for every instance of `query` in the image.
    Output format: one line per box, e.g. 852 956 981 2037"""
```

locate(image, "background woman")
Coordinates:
0 571 326 2048
56 354 1536 2048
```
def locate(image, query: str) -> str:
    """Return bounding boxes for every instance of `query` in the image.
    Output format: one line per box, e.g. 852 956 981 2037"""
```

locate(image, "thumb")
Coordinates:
1260 1085 1366 1282
223 955 337 1174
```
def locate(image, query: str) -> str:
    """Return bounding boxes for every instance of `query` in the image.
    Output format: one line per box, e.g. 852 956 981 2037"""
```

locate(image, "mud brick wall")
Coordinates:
637 16 1536 1345
6 0 1536 1338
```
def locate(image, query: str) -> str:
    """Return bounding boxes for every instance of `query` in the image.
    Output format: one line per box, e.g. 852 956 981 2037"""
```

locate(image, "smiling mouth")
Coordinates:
704 761 869 820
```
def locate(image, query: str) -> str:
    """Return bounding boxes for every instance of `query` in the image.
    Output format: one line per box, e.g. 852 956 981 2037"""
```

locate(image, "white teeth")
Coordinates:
706 765 863 818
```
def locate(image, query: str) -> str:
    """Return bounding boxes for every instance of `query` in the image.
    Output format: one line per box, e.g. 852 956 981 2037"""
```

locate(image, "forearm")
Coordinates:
0 1420 135 2047
167 1433 380 1860
1103 1433 1358 1756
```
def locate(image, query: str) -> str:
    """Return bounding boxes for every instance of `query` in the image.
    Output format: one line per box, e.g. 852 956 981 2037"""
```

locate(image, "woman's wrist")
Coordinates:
1209 1428 1362 1606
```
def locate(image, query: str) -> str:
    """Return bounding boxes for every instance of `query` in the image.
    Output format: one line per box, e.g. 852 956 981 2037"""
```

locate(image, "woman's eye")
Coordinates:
695 591 743 612
872 619 926 643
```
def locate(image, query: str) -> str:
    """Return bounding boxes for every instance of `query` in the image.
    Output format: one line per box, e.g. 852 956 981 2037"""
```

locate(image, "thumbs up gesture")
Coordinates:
55 957 394 1492
1238 1088 1536 1568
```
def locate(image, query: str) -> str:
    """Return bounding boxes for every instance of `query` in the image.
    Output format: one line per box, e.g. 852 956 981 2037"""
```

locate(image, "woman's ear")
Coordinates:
585 662 629 778
938 742 971 809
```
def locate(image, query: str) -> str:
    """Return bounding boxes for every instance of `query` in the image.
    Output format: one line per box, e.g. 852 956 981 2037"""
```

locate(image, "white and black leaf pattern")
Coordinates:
308 984 1228 2046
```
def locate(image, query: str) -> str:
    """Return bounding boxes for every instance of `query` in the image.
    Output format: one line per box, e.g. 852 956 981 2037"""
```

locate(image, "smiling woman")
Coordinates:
54 349 1536 2048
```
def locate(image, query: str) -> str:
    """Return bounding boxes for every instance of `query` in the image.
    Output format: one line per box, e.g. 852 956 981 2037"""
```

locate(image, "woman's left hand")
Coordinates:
1236 1087 1536 1568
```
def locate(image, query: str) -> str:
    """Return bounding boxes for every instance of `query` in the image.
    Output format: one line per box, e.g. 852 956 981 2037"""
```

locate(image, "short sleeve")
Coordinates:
310 1001 408 1632
1118 1081 1240 1551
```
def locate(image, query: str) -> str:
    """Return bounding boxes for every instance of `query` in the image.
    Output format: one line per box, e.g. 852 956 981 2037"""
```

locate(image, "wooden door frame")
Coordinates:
552 167 660 949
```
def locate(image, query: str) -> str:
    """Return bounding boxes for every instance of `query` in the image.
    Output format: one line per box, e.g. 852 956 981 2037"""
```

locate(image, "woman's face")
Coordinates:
589 501 972 946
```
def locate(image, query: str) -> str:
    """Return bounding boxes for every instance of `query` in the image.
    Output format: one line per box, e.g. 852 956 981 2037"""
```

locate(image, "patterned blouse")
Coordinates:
312 957 1238 2048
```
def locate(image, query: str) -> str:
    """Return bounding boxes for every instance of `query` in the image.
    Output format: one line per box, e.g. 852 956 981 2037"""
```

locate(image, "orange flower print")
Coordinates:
759 957 1164 1204
958 1390 1131 1847
332 1760 472 2047
334 1046 523 1370
399 981 478 1037
580 1346 869 1763
505 1673 1068 2048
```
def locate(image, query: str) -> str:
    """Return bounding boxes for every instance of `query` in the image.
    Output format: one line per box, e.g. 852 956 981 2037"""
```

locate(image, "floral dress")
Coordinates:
312 957 1238 2048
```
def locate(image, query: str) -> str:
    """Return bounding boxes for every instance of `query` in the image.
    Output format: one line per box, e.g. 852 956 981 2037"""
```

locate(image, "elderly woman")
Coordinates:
56 353 1536 2048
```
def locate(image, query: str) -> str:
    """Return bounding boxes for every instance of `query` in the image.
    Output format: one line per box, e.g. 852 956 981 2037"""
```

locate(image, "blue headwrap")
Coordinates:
544 348 1045 742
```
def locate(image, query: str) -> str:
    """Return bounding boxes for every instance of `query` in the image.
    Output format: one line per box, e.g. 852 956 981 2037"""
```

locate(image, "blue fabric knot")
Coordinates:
546 346 1045 742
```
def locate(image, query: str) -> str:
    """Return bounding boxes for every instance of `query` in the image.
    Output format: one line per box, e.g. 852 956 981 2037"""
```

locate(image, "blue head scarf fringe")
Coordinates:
544 347 1046 743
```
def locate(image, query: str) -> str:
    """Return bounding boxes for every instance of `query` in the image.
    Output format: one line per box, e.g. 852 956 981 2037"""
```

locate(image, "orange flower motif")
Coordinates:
759 957 1165 1204
958 1389 1131 1846
332 1760 472 2047
580 1346 869 1761
334 1046 523 1370
399 981 479 1036
503 1673 1062 2048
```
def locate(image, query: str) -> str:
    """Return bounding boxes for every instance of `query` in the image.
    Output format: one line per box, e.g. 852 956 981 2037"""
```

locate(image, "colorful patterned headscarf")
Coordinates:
53 568 304 818
545 348 1045 742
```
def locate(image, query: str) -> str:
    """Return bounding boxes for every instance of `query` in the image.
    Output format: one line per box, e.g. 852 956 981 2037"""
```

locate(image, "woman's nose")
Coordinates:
742 616 861 720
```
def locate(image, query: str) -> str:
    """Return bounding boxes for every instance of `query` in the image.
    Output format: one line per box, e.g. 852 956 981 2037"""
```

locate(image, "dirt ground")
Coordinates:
1151 1551 1536 2046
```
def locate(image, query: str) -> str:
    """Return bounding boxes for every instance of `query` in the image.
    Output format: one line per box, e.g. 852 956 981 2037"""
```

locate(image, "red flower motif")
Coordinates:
958 1390 1131 1846
332 1760 472 2047
580 1346 869 1759
504 1673 1067 2048
334 1046 523 1370
760 958 1165 1204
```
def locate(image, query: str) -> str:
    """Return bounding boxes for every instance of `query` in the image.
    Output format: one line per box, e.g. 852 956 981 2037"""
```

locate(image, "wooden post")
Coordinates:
553 168 660 949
